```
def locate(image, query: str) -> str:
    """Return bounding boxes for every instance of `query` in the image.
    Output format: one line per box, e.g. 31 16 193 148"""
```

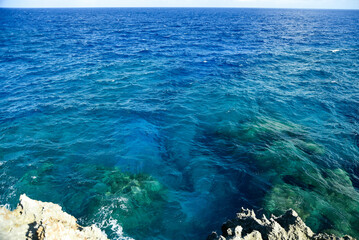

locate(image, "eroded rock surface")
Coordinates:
0 194 108 240
207 208 355 240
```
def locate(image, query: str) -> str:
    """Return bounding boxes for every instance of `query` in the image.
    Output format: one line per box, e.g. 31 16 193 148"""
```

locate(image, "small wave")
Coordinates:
108 218 134 240
95 215 135 240
138 49 151 54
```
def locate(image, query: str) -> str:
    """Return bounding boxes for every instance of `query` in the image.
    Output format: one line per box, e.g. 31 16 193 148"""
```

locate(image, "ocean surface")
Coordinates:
1 8 359 239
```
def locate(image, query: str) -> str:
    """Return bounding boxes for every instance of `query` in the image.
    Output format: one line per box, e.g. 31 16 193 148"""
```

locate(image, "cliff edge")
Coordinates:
1 195 355 240
208 208 355 240
0 194 108 240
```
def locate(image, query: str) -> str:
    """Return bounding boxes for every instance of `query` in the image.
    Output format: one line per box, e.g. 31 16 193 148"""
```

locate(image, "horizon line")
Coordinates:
1 6 359 10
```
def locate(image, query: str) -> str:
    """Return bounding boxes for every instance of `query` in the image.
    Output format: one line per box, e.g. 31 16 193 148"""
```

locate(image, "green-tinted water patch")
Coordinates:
84 166 167 239
15 163 167 239
265 168 359 237
214 116 359 238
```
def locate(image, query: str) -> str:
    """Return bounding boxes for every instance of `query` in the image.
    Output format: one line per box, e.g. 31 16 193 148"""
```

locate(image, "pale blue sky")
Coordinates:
1 0 358 9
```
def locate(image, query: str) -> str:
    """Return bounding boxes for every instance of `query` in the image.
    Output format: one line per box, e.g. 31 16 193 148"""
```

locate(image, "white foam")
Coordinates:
109 218 134 240
95 216 135 240
94 199 134 240
117 197 128 203
119 204 128 211
2 203 11 209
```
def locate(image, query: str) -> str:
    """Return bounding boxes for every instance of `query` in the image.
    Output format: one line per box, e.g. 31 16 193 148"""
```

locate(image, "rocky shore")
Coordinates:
0 194 108 240
0 195 355 240
207 208 355 240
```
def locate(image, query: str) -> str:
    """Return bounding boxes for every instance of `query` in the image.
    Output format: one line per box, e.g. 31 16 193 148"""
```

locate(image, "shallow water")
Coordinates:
0 8 359 239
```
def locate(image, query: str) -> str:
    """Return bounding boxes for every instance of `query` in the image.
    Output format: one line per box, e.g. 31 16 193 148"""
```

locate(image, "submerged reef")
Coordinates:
0 194 108 240
14 164 166 239
86 166 167 238
207 208 354 240
214 116 359 237
1 194 355 240
264 168 359 237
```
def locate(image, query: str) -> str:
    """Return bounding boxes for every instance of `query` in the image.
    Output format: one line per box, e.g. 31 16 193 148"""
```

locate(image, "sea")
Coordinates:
0 8 359 240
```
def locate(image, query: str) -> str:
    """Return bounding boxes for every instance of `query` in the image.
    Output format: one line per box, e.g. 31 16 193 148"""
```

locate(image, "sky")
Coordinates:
0 0 358 9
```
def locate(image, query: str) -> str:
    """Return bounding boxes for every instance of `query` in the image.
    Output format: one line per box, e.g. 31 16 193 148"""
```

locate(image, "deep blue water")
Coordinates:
1 8 359 239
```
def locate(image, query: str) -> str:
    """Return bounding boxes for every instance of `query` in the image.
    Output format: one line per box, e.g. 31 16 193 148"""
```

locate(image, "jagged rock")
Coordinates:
0 194 108 240
208 208 355 240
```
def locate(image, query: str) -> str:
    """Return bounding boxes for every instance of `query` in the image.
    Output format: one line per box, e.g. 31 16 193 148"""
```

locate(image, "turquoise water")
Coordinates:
0 8 359 239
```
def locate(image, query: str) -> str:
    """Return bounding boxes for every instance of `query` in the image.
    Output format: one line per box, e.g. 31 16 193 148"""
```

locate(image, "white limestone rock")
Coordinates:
0 194 108 240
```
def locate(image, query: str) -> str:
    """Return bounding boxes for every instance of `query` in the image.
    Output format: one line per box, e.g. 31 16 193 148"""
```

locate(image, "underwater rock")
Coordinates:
13 163 167 239
207 208 354 240
214 116 359 237
265 168 359 237
0 194 108 240
87 167 167 238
